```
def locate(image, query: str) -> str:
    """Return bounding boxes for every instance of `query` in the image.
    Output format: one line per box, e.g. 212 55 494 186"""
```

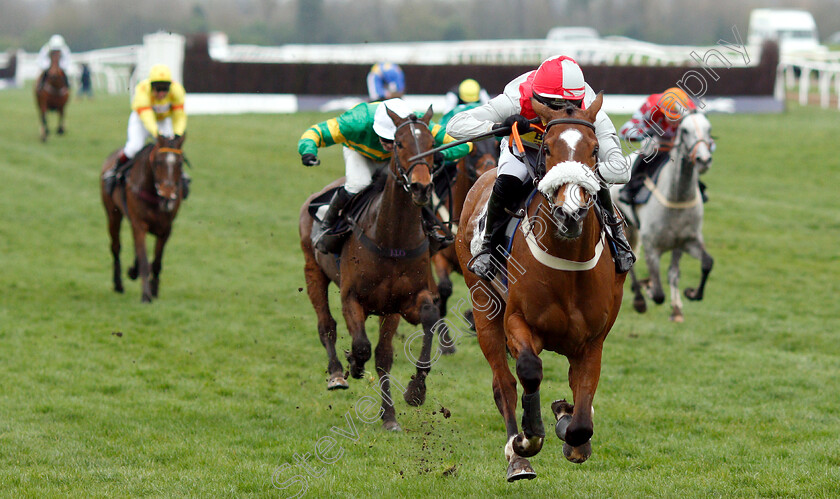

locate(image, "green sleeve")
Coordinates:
430 122 471 161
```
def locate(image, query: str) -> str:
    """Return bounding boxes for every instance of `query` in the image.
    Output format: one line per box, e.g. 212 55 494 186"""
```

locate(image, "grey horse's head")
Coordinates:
676 111 714 175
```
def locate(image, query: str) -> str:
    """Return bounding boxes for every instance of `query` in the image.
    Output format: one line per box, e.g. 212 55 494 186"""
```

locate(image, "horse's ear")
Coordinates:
386 106 402 126
586 92 604 121
175 133 186 148
421 105 433 125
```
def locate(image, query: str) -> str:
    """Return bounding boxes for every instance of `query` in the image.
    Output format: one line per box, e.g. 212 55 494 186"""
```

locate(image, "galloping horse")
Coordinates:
299 106 441 431
456 94 625 481
35 50 69 142
613 111 714 322
101 135 186 303
432 138 498 342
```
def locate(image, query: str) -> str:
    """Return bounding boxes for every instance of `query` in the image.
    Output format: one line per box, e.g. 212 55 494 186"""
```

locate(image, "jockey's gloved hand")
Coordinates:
433 152 444 167
493 114 531 137
301 154 320 167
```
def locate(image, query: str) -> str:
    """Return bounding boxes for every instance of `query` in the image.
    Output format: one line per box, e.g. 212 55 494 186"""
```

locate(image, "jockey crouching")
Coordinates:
297 98 471 254
445 55 636 280
617 87 701 205
103 64 190 199
36 34 72 90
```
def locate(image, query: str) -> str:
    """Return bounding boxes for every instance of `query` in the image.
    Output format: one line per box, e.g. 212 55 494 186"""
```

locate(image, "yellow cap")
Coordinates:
458 79 481 103
149 64 172 83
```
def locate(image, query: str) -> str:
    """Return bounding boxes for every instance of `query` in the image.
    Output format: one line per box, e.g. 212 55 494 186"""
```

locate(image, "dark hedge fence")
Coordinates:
0 53 16 79
183 35 778 97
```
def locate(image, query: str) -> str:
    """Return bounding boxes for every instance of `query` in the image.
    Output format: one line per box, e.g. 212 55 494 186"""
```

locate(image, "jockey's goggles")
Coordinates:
533 92 583 110
152 82 171 93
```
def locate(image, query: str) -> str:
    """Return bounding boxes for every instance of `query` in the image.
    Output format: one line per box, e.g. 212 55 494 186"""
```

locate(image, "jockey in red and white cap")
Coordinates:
446 55 635 280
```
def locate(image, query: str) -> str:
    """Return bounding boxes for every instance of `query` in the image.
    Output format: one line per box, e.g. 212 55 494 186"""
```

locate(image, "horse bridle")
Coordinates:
533 118 598 183
390 117 434 192
147 146 184 199
676 115 712 165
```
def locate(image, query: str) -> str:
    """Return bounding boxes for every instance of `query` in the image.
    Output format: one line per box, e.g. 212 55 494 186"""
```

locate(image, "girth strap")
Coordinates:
352 225 429 260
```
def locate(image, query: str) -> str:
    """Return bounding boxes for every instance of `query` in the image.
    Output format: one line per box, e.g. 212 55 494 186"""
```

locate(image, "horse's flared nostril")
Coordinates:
410 183 432 206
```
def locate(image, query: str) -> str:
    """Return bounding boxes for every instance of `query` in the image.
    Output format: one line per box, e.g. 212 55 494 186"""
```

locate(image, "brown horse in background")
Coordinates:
101 135 186 303
455 94 625 481
35 50 69 142
432 138 498 347
299 106 441 432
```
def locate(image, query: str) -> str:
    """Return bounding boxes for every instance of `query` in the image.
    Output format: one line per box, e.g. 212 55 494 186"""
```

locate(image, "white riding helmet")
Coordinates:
48 34 66 50
372 98 415 141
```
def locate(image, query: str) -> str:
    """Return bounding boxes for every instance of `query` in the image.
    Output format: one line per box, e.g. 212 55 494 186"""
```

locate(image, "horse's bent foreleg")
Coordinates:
684 240 713 302
341 295 370 379
403 290 439 406
303 255 343 389
507 314 545 458
643 245 665 304
668 250 684 322
150 233 170 299
375 313 401 430
564 343 604 463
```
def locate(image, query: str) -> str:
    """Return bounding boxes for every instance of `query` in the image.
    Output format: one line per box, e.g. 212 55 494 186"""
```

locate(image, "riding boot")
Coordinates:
468 174 525 281
617 155 647 205
103 150 129 195
315 187 354 253
38 72 47 91
598 187 636 274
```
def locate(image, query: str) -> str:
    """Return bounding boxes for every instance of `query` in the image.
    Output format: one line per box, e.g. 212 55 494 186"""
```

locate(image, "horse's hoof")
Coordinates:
652 293 665 305
404 375 427 406
327 376 349 390
141 296 152 303
512 432 544 458
438 344 456 355
551 399 574 441
670 312 684 323
114 284 124 294
506 456 536 482
57 127 65 135
127 267 138 280
150 280 159 298
633 298 647 313
563 440 592 464
684 287 702 301
383 420 402 432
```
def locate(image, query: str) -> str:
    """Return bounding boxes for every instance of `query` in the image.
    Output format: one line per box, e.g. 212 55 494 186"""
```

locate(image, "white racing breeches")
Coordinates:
343 147 388 194
123 111 175 159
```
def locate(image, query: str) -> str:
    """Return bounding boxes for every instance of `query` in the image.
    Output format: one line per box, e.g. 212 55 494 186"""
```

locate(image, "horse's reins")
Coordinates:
390 117 433 192
139 146 185 202
645 116 708 209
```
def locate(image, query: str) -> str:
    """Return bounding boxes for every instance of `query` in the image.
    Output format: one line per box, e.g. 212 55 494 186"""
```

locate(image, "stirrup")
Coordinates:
467 249 497 281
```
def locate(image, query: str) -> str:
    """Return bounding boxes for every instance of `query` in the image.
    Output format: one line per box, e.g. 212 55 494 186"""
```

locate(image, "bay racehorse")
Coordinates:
299 106 441 431
101 135 186 303
456 93 625 481
35 50 69 142
431 138 498 349
612 111 714 322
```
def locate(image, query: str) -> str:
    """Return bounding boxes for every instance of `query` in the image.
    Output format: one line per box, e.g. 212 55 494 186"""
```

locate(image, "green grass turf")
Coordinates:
0 88 838 497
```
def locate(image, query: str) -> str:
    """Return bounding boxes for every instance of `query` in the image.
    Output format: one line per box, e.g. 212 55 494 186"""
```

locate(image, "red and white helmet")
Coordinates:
531 55 586 108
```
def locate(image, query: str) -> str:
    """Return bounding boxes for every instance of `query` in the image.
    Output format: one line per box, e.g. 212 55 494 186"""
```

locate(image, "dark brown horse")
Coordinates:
455 94 626 481
431 138 498 346
35 50 69 142
299 107 441 431
101 135 186 303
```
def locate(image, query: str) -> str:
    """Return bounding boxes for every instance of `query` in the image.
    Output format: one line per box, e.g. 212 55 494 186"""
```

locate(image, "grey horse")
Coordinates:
612 111 714 322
